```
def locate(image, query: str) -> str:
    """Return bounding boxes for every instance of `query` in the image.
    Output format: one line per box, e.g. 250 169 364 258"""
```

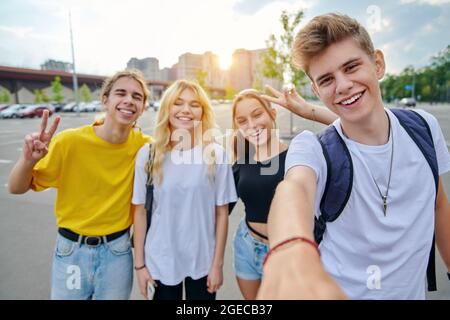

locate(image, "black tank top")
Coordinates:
231 150 287 223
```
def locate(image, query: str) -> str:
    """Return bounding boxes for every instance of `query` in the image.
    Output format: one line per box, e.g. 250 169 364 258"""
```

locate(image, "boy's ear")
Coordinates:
374 49 386 80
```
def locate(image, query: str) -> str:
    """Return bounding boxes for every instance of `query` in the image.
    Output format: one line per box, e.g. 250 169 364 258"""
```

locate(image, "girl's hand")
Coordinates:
207 265 223 294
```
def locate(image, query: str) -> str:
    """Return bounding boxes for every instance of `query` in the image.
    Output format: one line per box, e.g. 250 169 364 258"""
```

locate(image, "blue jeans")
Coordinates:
50 232 133 300
233 219 269 280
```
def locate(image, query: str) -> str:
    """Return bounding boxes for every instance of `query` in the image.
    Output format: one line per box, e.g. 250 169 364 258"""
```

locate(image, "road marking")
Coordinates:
0 159 12 164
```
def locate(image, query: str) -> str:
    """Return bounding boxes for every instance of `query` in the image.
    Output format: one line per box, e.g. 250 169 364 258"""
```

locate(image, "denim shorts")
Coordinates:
233 219 269 280
50 231 133 300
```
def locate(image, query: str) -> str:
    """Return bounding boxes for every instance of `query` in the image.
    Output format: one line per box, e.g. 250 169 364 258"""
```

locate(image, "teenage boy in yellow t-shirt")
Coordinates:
8 69 151 300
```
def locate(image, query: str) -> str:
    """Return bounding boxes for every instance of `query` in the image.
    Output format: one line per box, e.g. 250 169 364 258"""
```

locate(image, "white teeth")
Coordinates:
119 109 133 114
178 117 192 121
341 93 362 105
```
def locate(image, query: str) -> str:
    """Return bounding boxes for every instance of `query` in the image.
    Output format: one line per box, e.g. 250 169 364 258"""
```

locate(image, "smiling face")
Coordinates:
309 37 386 125
234 97 276 147
168 88 203 133
102 76 145 127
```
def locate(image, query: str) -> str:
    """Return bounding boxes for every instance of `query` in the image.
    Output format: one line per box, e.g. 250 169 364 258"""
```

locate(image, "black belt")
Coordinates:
58 227 129 246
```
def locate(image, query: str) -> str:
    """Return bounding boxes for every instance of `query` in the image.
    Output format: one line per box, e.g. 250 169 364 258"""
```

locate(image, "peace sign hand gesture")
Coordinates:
23 110 61 163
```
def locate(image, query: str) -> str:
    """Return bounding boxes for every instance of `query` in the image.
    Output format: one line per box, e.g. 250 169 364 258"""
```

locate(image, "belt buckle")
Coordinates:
84 236 102 247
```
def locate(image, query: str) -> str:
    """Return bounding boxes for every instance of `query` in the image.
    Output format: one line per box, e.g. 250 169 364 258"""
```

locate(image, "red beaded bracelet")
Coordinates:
262 236 320 267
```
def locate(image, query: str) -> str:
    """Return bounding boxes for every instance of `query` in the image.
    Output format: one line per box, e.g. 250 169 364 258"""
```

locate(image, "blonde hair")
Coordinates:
231 89 276 162
292 13 375 75
150 80 218 185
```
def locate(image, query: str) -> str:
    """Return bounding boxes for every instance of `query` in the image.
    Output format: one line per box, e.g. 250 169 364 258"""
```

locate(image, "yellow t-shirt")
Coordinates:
31 124 151 236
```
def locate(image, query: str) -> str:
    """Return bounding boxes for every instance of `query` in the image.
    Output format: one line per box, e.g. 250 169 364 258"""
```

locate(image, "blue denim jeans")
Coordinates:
50 232 133 300
233 219 269 280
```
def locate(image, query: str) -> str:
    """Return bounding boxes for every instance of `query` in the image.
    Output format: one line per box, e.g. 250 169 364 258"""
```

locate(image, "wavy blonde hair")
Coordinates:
231 89 277 162
149 80 218 185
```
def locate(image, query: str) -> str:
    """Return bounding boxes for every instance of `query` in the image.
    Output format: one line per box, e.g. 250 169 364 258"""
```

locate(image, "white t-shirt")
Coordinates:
285 109 450 299
132 143 237 285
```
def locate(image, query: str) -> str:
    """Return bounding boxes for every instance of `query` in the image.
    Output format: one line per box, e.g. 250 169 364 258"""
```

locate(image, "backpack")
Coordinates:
314 108 439 291
144 144 154 232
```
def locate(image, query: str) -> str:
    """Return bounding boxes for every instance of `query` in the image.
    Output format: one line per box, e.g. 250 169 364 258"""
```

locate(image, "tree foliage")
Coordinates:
51 76 64 103
381 45 450 102
260 10 307 91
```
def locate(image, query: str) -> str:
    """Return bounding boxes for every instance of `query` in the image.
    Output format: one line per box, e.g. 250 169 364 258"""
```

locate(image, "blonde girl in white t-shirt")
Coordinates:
132 80 237 300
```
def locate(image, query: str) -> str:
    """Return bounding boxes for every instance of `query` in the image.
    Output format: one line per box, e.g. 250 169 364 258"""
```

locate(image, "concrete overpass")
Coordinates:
0 65 226 104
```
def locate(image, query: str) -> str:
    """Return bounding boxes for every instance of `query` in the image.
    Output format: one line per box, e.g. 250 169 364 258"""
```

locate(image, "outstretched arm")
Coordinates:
257 166 346 299
436 178 450 272
261 85 337 126
8 110 60 194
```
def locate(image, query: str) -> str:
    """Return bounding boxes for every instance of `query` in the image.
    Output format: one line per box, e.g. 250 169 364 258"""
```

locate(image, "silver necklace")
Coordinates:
368 114 394 216
343 113 394 216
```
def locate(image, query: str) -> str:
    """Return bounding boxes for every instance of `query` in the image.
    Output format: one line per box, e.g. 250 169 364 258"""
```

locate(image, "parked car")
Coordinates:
62 102 78 112
150 100 160 111
51 103 65 112
0 104 28 118
0 104 11 112
399 97 416 108
18 104 54 118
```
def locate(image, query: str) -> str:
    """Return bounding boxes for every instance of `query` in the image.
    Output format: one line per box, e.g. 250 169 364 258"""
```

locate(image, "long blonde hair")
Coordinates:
149 80 218 185
231 89 277 162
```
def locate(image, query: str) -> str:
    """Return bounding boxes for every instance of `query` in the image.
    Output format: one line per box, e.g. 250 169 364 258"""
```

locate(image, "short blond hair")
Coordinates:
292 13 375 75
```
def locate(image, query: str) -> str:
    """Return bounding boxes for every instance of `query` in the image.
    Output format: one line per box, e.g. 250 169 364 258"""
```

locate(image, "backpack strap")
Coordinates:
390 108 439 291
315 125 353 243
390 109 439 194
144 144 154 232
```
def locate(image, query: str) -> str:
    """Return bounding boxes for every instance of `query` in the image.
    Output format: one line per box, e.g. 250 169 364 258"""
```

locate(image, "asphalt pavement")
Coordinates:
0 102 449 299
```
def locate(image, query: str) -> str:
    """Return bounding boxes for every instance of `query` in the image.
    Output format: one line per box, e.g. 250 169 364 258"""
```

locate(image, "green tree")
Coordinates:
0 88 11 103
41 90 50 103
260 10 307 91
34 89 43 103
195 69 209 95
252 75 263 91
381 45 449 103
225 82 235 100
79 83 92 102
33 89 49 103
51 76 64 103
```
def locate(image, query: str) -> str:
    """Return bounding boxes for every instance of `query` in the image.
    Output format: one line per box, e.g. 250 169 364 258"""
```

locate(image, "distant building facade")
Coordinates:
40 59 73 72
127 57 160 80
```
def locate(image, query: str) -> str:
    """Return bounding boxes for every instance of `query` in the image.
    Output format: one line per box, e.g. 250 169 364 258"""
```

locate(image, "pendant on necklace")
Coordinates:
382 195 388 216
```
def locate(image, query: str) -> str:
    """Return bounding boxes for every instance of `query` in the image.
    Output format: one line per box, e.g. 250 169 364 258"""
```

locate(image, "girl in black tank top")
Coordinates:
229 87 336 299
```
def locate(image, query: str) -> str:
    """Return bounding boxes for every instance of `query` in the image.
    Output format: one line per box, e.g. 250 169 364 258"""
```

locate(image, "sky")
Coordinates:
0 0 449 76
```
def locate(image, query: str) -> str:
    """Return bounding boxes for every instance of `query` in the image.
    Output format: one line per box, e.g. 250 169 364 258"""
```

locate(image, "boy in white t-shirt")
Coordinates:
258 13 450 300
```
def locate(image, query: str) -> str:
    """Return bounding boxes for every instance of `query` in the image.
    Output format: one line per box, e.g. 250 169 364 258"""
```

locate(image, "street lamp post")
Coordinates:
69 10 79 117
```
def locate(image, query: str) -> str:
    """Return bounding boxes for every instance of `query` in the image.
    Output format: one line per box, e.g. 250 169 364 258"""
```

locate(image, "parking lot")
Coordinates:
1 103 450 299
